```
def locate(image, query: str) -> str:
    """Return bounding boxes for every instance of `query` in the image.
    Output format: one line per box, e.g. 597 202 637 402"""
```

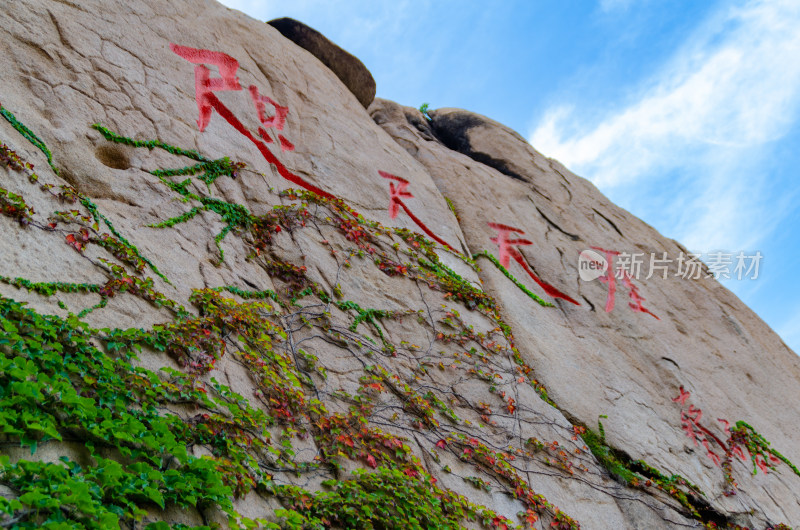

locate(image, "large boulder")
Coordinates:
428 107 545 183
371 97 800 528
0 0 797 528
268 17 377 108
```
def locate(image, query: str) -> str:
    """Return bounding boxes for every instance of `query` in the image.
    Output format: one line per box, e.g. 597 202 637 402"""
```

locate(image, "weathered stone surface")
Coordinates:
0 0 797 528
371 97 800 527
268 17 377 108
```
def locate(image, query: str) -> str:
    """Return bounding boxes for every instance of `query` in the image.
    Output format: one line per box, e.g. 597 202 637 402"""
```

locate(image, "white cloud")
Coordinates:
533 0 800 187
530 0 800 251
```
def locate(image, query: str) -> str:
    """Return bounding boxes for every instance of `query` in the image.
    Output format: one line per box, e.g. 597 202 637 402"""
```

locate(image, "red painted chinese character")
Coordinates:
678 403 726 466
379 171 455 252
620 271 660 320
672 385 690 405
591 247 619 312
592 246 658 319
248 85 294 151
169 44 242 131
170 43 335 200
489 222 579 305
671 386 788 495
380 171 413 219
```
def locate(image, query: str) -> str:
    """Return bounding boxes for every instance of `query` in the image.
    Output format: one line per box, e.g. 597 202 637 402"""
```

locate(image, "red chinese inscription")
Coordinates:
672 386 781 494
170 43 334 200
591 246 659 319
489 222 579 305
248 85 293 151
379 171 456 252
169 44 242 131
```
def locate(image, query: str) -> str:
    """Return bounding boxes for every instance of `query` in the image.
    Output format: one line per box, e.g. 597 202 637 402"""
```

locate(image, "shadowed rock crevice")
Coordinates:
535 205 582 241
593 207 624 237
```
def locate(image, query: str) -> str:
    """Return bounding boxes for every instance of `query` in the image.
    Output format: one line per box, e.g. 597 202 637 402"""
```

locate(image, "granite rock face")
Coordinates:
0 1 797 529
371 98 800 526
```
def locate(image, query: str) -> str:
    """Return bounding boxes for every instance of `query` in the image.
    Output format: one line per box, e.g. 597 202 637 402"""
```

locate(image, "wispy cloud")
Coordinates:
530 0 800 250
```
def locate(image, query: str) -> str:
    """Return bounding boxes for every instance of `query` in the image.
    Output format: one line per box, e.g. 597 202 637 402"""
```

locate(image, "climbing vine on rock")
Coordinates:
0 103 793 530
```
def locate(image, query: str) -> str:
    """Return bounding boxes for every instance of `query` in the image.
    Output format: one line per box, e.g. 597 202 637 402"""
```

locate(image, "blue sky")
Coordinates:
219 0 800 353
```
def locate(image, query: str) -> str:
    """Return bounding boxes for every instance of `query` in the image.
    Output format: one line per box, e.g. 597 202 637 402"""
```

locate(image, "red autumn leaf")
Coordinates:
65 233 84 252
435 439 447 449
366 454 377 468
507 398 516 414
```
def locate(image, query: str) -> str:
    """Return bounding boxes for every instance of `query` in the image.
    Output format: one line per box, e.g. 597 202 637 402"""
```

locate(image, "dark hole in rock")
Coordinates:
94 144 130 170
